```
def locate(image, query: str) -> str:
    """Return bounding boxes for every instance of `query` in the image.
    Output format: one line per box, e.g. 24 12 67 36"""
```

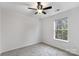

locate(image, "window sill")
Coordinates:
54 38 69 42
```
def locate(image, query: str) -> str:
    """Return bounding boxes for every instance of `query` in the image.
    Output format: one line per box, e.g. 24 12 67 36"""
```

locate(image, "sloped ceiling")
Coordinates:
0 2 79 18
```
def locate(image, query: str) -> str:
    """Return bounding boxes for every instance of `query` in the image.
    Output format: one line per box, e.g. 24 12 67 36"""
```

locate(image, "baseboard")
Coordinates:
42 42 78 56
1 41 41 54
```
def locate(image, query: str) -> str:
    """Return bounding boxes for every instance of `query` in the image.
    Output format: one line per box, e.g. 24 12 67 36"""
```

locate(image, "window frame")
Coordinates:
53 17 69 42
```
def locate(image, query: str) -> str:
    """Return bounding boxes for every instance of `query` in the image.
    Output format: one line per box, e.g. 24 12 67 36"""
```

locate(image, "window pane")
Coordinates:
55 20 63 29
55 30 62 39
62 30 68 40
62 19 68 29
55 17 68 30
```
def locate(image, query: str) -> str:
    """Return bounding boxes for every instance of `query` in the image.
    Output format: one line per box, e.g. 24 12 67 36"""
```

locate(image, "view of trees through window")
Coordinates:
55 17 68 40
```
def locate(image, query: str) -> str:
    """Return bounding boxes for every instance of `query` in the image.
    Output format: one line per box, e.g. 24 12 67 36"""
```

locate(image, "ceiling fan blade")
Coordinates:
43 6 52 10
28 8 37 10
42 11 46 14
35 12 38 14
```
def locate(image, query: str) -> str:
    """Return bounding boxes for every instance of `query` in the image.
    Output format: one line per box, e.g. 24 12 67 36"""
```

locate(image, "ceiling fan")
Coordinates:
28 2 52 14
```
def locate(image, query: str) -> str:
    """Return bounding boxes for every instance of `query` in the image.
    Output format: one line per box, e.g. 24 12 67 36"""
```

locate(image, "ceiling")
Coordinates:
0 2 79 18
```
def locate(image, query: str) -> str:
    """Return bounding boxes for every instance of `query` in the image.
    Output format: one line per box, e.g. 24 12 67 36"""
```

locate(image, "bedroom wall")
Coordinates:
42 6 79 55
0 8 2 54
1 8 41 53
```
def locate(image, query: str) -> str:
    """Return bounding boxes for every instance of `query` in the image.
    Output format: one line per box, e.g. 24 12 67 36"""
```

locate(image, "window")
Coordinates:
54 17 68 41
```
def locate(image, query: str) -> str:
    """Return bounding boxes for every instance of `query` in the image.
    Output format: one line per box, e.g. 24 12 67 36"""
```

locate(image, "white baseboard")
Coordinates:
43 42 78 56
1 41 41 53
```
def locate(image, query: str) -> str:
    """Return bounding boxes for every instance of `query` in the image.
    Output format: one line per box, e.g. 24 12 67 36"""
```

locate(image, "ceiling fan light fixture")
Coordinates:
37 9 43 14
28 2 53 15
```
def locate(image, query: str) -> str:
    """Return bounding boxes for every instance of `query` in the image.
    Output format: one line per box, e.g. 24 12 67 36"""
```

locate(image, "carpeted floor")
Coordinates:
1 43 76 56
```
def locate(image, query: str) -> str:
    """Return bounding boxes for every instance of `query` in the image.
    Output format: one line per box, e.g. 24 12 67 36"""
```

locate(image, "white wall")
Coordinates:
42 6 79 55
0 8 1 53
1 8 41 52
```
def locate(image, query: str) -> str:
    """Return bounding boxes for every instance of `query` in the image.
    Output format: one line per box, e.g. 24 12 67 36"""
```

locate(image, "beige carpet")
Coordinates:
1 43 76 56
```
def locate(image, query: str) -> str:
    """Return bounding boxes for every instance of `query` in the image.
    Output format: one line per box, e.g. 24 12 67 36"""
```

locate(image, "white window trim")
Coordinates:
53 21 69 42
